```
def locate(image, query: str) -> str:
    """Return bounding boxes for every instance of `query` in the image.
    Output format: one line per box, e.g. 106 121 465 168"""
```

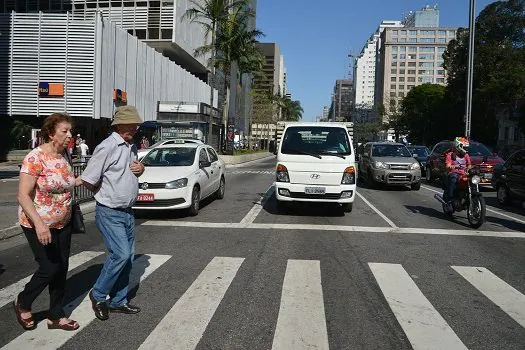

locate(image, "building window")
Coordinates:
421 30 435 35
135 29 147 39
399 61 406 66
391 61 398 67
391 69 397 74
398 92 405 97
448 30 456 36
400 30 407 35
399 77 405 82
407 77 416 82
390 84 397 89
418 69 433 75
399 85 405 90
409 46 417 52
409 38 417 43
437 69 445 75
437 38 447 43
392 54 398 60
399 38 407 43
399 69 405 74
419 38 435 43
162 29 173 39
437 47 446 54
392 30 398 35
407 85 415 90
400 46 406 52
392 38 398 43
438 30 446 36
399 54 406 60
408 54 417 59
419 62 434 68
408 62 416 67
418 77 434 83
436 78 445 83
409 30 417 35
391 77 397 82
392 46 398 52
390 92 396 97
408 69 416 74
419 54 434 60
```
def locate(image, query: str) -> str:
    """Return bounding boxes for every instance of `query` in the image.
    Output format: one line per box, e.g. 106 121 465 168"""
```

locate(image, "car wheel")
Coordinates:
187 186 200 216
341 203 353 212
425 166 433 182
411 181 421 191
216 176 225 199
496 184 509 205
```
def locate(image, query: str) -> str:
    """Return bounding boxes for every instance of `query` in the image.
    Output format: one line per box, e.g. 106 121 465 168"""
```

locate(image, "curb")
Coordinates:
0 201 96 241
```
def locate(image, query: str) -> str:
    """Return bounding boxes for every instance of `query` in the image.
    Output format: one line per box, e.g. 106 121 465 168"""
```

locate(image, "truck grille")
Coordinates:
289 192 342 200
389 164 410 170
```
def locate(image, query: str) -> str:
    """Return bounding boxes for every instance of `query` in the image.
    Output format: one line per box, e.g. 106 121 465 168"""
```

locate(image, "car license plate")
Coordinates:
137 193 154 202
305 187 326 195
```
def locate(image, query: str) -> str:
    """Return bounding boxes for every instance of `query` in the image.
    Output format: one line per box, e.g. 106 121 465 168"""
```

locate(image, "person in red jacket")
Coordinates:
443 137 472 207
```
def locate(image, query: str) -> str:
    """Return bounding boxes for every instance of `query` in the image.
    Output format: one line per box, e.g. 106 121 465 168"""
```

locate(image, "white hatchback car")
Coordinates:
137 139 204 160
133 141 225 215
275 123 356 212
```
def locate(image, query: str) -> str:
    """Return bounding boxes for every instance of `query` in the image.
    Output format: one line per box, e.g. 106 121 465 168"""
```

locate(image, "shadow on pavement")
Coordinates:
0 264 4 277
405 205 473 230
483 196 525 217
262 194 345 217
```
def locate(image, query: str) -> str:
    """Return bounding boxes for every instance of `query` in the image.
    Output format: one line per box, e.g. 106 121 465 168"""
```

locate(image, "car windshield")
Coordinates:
141 147 196 166
372 144 412 157
147 140 166 149
281 126 351 155
466 143 492 157
408 147 429 157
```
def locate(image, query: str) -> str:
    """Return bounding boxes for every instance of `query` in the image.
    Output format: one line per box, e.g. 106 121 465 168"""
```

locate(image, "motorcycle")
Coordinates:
434 166 486 228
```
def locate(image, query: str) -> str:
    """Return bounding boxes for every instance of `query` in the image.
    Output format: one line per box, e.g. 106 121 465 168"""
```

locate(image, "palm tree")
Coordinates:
183 0 251 143
277 95 304 122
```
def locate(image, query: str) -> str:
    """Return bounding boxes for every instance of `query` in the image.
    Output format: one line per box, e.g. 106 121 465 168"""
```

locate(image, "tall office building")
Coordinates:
254 43 282 96
330 79 354 122
353 20 403 123
403 5 439 28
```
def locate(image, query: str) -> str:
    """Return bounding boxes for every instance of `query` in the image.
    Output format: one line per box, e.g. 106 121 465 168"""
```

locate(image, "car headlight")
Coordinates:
471 175 481 185
373 161 389 169
165 178 188 189
409 162 420 170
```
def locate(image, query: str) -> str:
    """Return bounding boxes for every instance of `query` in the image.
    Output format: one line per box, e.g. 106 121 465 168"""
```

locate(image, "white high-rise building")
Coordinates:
353 20 403 123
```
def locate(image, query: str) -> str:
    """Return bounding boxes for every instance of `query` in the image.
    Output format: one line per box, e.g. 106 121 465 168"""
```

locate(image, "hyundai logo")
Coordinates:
141 182 149 190
310 174 320 179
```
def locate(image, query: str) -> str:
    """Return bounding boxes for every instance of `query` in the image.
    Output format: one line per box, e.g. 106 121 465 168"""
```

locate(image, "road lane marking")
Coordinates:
138 257 244 350
140 220 525 238
2 253 171 350
356 191 398 228
369 263 467 350
240 185 275 225
452 266 525 328
421 185 525 225
272 260 329 350
0 251 104 308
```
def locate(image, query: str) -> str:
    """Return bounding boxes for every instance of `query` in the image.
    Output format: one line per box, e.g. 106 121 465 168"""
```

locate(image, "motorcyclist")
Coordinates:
443 137 472 209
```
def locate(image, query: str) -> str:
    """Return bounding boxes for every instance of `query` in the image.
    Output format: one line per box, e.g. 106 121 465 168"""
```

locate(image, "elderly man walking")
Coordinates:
81 105 144 320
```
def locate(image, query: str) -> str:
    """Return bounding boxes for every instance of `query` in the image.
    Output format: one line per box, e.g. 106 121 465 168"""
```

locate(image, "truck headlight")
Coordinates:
165 178 188 189
373 161 389 169
409 162 420 170
341 166 356 184
276 164 290 182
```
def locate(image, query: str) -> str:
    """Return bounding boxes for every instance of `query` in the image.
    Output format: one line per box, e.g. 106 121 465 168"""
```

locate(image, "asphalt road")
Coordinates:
0 157 524 349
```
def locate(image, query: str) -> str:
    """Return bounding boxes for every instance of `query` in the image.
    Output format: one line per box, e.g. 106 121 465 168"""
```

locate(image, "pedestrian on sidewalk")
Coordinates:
14 112 84 331
79 140 89 163
80 105 144 321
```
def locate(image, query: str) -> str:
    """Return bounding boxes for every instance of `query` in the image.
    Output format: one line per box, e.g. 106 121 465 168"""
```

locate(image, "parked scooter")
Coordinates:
434 166 486 228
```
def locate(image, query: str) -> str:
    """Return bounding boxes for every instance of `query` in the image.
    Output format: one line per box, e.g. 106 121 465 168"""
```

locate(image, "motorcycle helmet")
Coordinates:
454 136 469 156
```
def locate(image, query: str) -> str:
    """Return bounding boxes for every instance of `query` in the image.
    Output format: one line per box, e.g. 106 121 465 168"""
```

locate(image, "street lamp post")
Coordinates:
465 0 476 139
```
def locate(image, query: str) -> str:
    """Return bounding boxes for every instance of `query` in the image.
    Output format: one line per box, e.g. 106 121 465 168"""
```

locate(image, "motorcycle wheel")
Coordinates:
467 196 486 229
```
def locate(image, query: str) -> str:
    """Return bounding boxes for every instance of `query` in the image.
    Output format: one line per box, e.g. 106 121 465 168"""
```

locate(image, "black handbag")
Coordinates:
71 202 86 234
64 151 86 234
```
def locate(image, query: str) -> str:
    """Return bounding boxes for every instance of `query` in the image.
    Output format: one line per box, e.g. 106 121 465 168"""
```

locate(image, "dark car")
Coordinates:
492 149 525 205
407 145 431 176
425 140 504 187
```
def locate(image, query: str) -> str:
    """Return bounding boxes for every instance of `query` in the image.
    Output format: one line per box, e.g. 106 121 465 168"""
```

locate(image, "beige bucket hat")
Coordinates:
111 105 143 126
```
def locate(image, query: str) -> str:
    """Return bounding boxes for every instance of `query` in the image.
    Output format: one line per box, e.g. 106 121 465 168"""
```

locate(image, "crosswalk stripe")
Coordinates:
452 266 525 328
2 253 171 350
0 251 104 309
138 256 244 350
369 263 467 350
272 260 329 350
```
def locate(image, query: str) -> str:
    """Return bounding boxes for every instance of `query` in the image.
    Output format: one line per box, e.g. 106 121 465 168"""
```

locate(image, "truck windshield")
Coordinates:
281 126 351 155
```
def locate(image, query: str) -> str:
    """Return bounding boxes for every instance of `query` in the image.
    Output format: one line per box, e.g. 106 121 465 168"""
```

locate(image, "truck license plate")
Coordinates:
305 187 326 195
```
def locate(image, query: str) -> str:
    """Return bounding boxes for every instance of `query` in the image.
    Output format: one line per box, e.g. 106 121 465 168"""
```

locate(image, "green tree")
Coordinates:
398 84 447 146
277 95 303 121
443 0 525 145
183 0 252 141
10 120 33 149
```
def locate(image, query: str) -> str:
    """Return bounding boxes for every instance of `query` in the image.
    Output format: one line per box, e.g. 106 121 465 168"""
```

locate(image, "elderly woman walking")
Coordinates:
14 112 82 331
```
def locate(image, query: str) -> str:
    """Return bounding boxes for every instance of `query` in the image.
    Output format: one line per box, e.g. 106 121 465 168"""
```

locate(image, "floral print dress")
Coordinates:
18 147 76 229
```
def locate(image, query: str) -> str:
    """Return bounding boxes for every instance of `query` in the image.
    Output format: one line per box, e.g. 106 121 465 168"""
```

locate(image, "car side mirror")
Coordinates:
199 161 211 168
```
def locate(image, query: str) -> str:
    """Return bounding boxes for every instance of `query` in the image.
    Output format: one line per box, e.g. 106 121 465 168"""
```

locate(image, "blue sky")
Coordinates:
256 0 496 121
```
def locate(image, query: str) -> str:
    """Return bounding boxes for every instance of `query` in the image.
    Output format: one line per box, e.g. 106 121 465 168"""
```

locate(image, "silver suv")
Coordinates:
359 142 422 190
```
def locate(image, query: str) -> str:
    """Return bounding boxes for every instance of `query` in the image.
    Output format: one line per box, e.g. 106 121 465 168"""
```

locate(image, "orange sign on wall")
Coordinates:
38 82 64 97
